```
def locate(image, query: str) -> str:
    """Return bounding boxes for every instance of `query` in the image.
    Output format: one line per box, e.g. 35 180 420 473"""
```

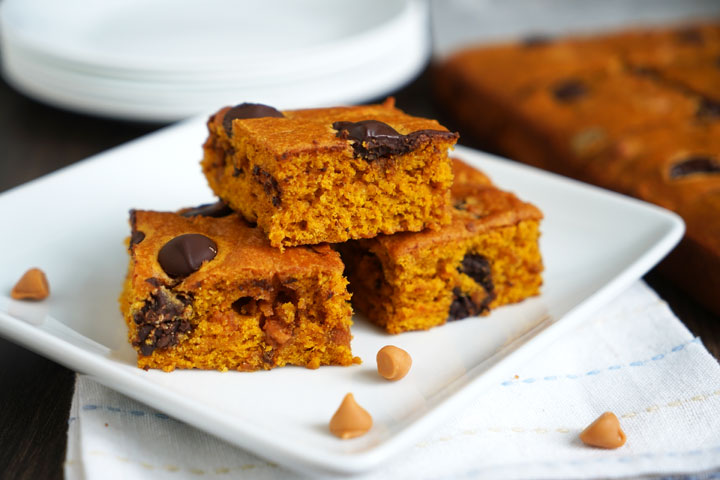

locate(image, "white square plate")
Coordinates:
0 118 684 476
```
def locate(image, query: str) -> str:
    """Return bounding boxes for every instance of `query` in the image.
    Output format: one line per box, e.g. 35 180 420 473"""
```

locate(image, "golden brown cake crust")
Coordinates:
211 98 457 159
128 211 343 300
202 99 459 248
121 209 355 371
434 22 720 314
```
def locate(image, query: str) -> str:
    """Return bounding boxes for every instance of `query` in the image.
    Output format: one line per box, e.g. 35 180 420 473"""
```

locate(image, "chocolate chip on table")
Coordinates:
552 80 588 102
579 412 627 449
10 268 50 301
223 103 284 136
158 234 218 278
329 393 373 439
458 253 494 294
179 201 233 218
669 155 720 178
332 120 458 161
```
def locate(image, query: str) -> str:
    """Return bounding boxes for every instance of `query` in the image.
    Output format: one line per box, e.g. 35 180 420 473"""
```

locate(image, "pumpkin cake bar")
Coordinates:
201 98 459 249
119 205 355 371
338 159 543 334
433 22 720 314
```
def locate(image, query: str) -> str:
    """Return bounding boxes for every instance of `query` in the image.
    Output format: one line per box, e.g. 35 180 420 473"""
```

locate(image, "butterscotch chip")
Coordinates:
329 393 372 439
11 268 49 301
579 412 627 449
376 345 412 381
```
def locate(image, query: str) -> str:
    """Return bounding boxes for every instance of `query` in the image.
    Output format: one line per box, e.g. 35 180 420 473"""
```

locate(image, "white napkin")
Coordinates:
64 281 720 480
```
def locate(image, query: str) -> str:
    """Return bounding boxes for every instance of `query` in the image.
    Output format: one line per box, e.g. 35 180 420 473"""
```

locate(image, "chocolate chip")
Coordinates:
332 120 458 161
156 335 171 349
458 253 494 295
128 210 144 251
262 349 275 364
676 28 703 45
251 279 272 289
697 98 720 119
137 324 153 342
522 35 552 47
252 166 281 206
552 80 588 102
180 201 233 218
130 230 145 249
132 289 192 356
158 234 217 278
669 155 720 178
223 103 284 136
145 278 161 287
233 166 243 177
140 344 155 356
276 286 299 305
335 119 401 140
448 288 484 321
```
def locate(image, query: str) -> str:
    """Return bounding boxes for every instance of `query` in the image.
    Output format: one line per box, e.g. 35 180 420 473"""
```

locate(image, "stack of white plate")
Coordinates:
0 0 429 122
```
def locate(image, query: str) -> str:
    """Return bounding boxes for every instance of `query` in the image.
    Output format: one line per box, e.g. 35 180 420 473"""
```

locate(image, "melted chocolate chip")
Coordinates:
145 277 161 287
233 166 243 177
128 210 144 251
252 166 282 206
448 288 485 321
180 201 233 218
552 80 588 102
458 253 494 295
697 98 720 119
132 289 192 356
223 103 284 136
130 230 145 249
335 119 401 140
158 234 218 278
669 155 720 178
332 120 458 161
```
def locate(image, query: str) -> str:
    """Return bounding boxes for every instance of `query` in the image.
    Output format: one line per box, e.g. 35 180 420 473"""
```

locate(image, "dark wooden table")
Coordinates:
1 69 718 480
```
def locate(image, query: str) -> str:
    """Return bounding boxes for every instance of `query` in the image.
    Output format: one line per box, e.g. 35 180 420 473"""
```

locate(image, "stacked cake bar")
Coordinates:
120 98 544 371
